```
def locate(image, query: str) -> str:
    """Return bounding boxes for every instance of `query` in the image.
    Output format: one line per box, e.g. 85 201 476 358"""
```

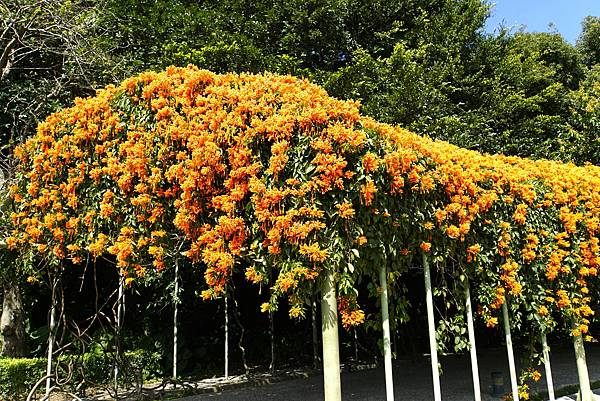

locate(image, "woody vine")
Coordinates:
5 66 600 401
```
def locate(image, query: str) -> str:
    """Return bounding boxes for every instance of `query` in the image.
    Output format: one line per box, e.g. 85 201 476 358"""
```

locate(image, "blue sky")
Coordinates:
484 0 599 43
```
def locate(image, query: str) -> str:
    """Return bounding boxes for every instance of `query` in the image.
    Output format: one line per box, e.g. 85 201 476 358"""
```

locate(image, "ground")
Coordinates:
175 345 600 401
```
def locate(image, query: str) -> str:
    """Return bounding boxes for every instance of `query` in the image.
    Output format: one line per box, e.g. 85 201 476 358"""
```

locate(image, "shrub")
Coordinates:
60 348 163 388
0 348 161 400
0 357 46 400
122 349 163 383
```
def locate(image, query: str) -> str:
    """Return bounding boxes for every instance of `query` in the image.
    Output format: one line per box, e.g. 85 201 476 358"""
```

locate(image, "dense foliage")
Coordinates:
3 1 599 164
95 0 600 165
0 356 45 400
0 1 599 396
0 0 118 147
8 67 600 340
0 349 160 400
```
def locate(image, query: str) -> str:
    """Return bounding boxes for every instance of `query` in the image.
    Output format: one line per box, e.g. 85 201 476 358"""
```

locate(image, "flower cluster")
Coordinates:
338 295 366 329
6 66 600 337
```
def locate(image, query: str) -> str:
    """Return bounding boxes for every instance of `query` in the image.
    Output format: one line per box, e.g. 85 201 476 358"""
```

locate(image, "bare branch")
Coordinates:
0 22 13 43
0 36 16 79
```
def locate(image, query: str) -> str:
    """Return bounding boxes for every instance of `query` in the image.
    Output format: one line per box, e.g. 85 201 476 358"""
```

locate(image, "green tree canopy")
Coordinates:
577 16 600 67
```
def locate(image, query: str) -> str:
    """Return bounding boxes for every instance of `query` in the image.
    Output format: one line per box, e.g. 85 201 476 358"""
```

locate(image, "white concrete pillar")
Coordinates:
423 254 441 401
379 263 395 401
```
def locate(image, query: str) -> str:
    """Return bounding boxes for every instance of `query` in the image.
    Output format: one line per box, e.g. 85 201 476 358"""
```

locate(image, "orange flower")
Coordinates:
340 308 365 329
467 244 481 262
556 290 570 308
336 201 355 219
338 296 365 329
5 237 17 249
245 267 263 283
289 305 304 318
88 234 108 257
361 180 377 206
435 209 447 224
512 204 528 225
446 225 460 239
490 287 505 310
299 242 328 263
362 152 379 173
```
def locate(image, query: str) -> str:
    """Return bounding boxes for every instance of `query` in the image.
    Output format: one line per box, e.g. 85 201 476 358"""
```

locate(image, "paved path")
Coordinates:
177 345 600 401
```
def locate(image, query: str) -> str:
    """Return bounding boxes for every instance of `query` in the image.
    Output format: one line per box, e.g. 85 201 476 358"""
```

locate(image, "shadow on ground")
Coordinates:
175 345 600 401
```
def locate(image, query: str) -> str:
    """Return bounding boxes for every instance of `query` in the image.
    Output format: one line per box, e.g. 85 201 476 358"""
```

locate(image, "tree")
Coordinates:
0 158 26 357
429 31 587 162
97 1 600 167
0 0 122 358
567 66 600 165
0 252 25 357
101 0 489 74
577 16 600 67
0 0 119 145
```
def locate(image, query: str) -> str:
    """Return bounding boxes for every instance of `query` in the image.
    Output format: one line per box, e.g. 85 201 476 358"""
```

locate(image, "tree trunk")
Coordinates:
0 280 25 357
0 36 17 80
230 288 249 375
114 275 124 397
46 277 58 396
541 332 555 401
353 328 358 363
321 269 341 401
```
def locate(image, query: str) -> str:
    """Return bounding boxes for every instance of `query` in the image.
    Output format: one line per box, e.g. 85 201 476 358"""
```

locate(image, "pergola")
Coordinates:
8 66 600 401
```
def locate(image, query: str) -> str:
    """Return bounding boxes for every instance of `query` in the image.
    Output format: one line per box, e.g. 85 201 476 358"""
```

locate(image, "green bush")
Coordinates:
58 348 162 388
122 349 162 382
0 349 161 400
0 357 46 400
77 348 162 385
